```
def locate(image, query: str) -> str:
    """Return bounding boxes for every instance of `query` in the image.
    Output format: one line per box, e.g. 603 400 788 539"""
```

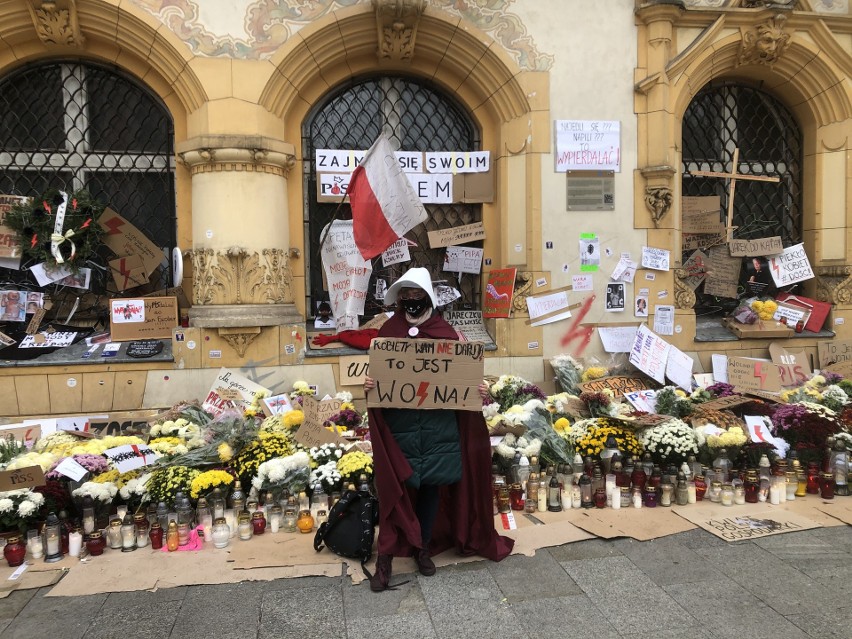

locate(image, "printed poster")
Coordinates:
483 267 516 318
579 233 600 272
767 244 814 287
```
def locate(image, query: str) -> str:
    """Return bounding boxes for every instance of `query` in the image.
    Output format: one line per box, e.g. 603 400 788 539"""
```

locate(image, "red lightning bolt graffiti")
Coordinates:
103 217 124 235
559 295 596 356
416 381 429 407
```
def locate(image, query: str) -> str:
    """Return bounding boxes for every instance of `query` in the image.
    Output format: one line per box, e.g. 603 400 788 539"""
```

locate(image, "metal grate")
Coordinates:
303 76 481 317
0 60 175 319
681 81 802 312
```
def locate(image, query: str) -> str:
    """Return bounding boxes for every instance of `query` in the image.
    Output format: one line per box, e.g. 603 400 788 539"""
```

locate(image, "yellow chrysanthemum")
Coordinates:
189 469 234 499
554 417 570 434
581 366 608 383
218 443 233 462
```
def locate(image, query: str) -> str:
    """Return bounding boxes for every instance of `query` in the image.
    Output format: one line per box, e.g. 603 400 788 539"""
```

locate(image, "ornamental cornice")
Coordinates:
176 136 296 176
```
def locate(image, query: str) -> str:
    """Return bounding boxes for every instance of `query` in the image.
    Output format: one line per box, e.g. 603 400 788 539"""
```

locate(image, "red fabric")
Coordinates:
368 312 513 561
348 163 400 261
311 329 379 350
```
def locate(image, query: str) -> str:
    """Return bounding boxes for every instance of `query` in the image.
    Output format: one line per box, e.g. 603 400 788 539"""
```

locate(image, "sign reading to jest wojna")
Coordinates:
367 338 484 411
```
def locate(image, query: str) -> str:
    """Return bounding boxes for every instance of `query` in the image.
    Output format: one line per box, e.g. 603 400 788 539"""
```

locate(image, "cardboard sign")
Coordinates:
818 339 852 368
0 466 45 491
202 367 270 415
427 222 486 248
674 505 820 542
302 395 344 428
367 338 485 411
262 394 293 416
380 238 410 267
483 268 516 318
444 246 483 274
98 208 163 277
0 423 41 446
109 296 178 341
703 245 741 298
681 196 722 234
109 254 148 291
698 395 753 411
823 359 852 379
682 231 726 251
443 310 495 346
103 444 160 474
339 355 369 386
295 395 348 448
728 236 783 257
768 243 814 287
727 357 782 392
577 375 656 398
768 342 811 388
0 194 27 259
628 325 670 385
681 250 708 290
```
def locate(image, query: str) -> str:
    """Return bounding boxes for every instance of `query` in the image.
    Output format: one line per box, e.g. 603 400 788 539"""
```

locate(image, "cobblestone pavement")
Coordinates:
1 526 851 638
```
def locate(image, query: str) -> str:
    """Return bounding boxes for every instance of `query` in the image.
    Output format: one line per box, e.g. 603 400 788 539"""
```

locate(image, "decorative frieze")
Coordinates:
189 248 293 307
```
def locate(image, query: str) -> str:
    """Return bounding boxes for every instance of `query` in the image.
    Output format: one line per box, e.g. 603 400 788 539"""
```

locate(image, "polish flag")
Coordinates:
348 133 427 261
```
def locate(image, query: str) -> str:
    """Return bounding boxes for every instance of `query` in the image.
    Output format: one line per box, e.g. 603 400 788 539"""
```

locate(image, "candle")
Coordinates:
46 533 60 556
687 482 697 504
28 537 44 560
769 485 781 505
270 518 280 534
68 531 83 557
611 490 621 510
116 505 128 520
225 509 237 539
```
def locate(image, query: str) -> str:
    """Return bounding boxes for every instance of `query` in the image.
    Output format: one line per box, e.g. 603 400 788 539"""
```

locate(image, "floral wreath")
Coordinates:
5 189 105 271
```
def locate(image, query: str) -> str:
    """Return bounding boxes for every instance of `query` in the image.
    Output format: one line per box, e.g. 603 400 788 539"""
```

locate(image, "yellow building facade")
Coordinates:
0 0 849 417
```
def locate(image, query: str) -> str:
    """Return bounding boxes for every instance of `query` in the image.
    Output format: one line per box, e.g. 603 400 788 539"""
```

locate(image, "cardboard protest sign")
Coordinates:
818 339 852 368
109 254 148 291
703 245 741 298
698 395 753 411
103 444 160 474
444 246 483 274
768 243 814 287
367 338 485 411
427 222 486 248
294 396 348 448
339 355 369 386
320 219 372 331
681 196 722 234
769 342 811 388
728 236 783 257
0 466 45 491
98 208 163 277
0 423 41 446
578 375 656 398
483 268 516 318
628 325 670 385
110 296 178 341
0 195 27 259
443 310 495 347
681 250 708 290
201 367 270 415
727 357 782 393
673 504 820 542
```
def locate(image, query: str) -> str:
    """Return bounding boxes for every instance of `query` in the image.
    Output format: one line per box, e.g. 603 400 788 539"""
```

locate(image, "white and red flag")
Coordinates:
348 133 427 260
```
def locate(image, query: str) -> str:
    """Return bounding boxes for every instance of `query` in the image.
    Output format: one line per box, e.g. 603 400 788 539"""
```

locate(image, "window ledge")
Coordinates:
695 316 835 342
0 339 174 368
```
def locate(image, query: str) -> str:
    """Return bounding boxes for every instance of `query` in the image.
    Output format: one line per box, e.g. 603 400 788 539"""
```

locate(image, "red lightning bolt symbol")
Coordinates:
104 217 124 235
753 362 768 388
559 295 596 355
416 381 429 407
771 261 780 278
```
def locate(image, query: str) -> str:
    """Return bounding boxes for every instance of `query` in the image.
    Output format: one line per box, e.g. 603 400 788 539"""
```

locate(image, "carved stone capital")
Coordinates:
176 136 297 177
26 0 85 47
372 0 426 62
674 268 698 310
816 265 852 305
188 247 294 307
738 13 791 67
218 327 261 357
645 186 674 228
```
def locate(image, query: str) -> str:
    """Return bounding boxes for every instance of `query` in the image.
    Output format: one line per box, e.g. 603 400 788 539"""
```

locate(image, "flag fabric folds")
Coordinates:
347 133 427 261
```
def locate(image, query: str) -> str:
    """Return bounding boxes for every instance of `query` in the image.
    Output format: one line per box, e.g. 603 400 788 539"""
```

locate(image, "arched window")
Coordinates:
0 61 176 299
303 76 481 317
682 81 802 312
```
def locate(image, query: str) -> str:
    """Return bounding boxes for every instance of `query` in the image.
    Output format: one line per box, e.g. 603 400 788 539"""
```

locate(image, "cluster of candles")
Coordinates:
493 436 850 514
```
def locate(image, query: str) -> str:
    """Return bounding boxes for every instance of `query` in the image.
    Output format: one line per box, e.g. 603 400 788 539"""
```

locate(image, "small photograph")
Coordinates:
605 282 626 312
56 268 92 290
314 300 336 330
635 294 649 318
25 291 43 314
745 256 775 295
0 290 26 322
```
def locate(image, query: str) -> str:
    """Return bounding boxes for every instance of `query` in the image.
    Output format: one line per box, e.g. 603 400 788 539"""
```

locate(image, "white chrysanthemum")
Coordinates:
17 501 36 517
28 492 44 506
0 498 13 513
482 402 501 419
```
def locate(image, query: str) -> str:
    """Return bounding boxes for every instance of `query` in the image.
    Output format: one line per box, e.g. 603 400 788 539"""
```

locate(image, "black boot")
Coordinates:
414 548 436 576
369 554 393 592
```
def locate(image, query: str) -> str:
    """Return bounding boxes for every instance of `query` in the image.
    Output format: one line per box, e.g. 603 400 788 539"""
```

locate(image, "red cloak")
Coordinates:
368 312 514 561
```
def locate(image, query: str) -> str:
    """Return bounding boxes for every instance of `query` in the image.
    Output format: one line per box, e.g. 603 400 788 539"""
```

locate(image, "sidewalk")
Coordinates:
1 526 850 638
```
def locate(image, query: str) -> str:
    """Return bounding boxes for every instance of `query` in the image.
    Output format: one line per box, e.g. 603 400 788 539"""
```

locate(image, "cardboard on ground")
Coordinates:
672 502 821 542
427 221 486 248
727 356 782 392
109 296 178 341
99 208 163 277
367 338 484 411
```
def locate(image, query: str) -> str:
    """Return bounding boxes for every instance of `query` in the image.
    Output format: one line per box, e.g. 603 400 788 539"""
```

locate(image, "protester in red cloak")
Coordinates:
365 267 513 592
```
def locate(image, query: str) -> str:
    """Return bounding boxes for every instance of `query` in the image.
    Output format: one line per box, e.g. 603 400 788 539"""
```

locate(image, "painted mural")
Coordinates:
130 0 555 70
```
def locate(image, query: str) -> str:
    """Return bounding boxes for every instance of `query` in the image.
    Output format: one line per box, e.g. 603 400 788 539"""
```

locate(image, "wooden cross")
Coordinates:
690 148 781 240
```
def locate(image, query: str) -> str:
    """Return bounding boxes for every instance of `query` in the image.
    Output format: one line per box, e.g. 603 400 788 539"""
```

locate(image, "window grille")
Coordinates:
681 81 802 312
0 60 176 321
302 76 481 318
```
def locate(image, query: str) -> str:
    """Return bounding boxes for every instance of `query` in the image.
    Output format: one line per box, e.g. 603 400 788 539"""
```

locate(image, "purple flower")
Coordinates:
823 372 843 385
45 453 110 480
520 384 547 401
706 382 737 398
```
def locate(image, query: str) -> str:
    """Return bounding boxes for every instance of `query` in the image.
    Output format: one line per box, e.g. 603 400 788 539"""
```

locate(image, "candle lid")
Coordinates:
6 535 21 544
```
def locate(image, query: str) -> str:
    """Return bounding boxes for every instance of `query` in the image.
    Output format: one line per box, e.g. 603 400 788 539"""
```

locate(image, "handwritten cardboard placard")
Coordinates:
302 395 344 428
526 291 572 326
728 236 783 257
0 423 41 446
823 360 852 379
681 196 722 234
673 506 820 542
577 375 656 398
444 310 495 347
98 208 164 277
682 232 726 251
427 222 486 248
727 357 782 393
698 395 754 411
741 389 785 403
703 245 741 298
613 413 671 429
818 339 852 368
0 466 45 492
109 296 178 342
367 338 485 411
339 355 369 386
769 342 811 388
295 396 348 448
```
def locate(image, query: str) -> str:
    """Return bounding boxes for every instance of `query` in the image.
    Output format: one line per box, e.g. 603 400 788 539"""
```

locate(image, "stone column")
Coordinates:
177 135 303 354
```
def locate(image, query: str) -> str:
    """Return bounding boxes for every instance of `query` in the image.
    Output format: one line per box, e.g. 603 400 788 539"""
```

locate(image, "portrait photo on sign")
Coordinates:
605 282 625 312
0 291 26 322
745 255 775 296
635 293 649 318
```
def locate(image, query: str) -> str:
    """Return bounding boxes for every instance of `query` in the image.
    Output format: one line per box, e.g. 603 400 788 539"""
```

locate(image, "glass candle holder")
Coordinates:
821 472 835 500
643 486 658 508
296 510 314 534
251 511 267 536
238 512 253 540
149 523 164 550
4 536 26 567
283 508 298 533
660 483 673 507
85 531 105 557
509 484 524 511
212 518 230 548
177 522 190 546
720 484 734 506
108 518 123 549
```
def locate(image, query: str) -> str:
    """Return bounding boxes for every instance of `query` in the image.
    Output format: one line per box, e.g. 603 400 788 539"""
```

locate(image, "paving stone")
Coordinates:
101 585 187 611
509 594 620 639
2 589 107 639
259 584 345 639
620 627 715 639
615 536 724 586
810 525 852 552
0 588 37 620
83 600 181 639
486 549 581 602
671 526 737 550
343 577 427 620
346 612 438 639
786 605 852 639
170 582 264 639
548 538 624 562
418 564 526 639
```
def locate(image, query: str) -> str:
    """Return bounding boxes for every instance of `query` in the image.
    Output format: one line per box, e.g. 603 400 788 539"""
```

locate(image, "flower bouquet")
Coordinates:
769 402 842 464
289 380 317 406
310 461 342 493
45 454 110 482
118 473 150 513
155 410 259 469
0 489 45 533
482 375 546 436
550 354 584 395
145 466 200 508
336 451 373 487
653 387 695 419
72 480 118 508
260 410 304 434
570 417 643 460
189 469 234 500
522 411 575 467
640 418 699 465
494 433 542 476
308 443 346 468
231 432 295 488
251 452 311 497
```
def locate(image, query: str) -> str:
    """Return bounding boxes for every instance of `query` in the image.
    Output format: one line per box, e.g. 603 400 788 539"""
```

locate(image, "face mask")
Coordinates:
401 297 431 317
